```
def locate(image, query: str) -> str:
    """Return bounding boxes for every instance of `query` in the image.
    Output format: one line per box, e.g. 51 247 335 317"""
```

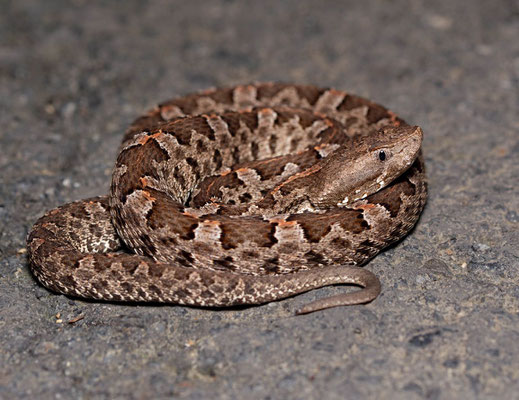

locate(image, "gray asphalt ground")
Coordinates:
1 1 518 399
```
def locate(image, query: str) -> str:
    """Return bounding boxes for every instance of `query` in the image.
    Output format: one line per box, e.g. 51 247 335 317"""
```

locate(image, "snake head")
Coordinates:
311 125 423 208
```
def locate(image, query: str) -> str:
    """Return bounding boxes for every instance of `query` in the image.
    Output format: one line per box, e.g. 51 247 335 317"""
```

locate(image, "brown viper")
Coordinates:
27 83 427 314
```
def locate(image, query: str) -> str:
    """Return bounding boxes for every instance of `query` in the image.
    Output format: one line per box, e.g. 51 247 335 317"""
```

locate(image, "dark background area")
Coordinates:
1 1 518 398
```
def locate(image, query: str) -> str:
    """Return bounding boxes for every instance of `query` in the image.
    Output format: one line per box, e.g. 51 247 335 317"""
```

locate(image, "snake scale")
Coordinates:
27 83 427 314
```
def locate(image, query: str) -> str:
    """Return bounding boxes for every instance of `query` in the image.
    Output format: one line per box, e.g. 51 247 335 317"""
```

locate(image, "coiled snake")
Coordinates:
27 83 427 314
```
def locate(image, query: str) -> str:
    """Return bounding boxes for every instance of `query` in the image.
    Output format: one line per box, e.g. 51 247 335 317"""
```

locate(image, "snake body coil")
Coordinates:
27 83 427 314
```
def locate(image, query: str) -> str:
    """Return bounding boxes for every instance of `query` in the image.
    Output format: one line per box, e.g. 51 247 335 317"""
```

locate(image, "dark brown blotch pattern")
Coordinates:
27 84 427 311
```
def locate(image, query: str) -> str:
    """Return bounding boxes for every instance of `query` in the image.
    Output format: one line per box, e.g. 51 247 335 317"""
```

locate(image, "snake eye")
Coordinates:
378 150 386 161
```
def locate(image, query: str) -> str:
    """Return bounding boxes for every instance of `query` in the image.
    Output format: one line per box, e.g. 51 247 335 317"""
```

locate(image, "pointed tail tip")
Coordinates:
295 269 382 315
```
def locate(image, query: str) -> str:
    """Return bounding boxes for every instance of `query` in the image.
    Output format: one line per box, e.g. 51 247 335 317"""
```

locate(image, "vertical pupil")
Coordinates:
379 150 386 161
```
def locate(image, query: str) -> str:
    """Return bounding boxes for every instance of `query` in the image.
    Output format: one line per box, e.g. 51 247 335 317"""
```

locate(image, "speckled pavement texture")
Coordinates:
1 1 518 399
